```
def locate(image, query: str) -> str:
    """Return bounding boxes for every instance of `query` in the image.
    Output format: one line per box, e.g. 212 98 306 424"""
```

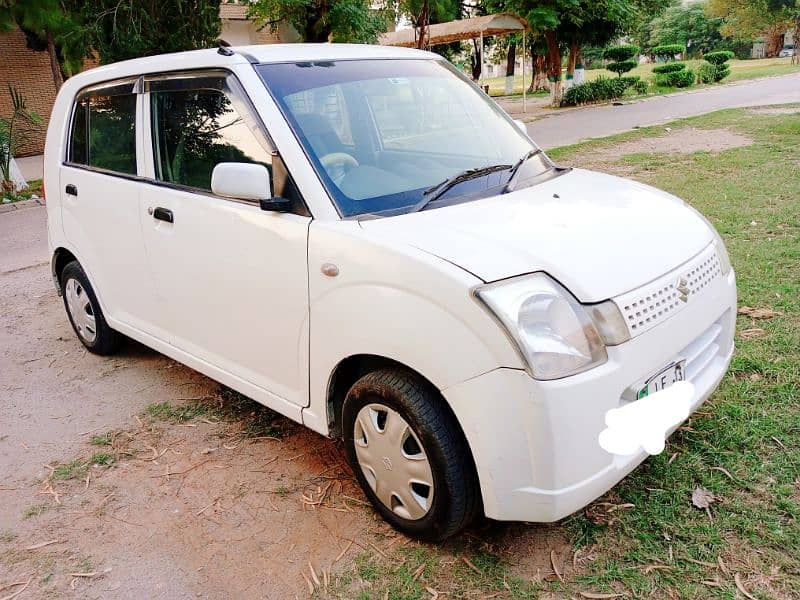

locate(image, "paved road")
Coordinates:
528 72 800 149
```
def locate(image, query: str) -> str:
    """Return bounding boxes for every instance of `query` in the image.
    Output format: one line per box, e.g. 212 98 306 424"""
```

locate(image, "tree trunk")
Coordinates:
544 30 562 106
471 38 482 80
794 21 799 66
46 30 64 91
504 41 516 95
416 0 429 50
527 54 547 93
565 41 579 89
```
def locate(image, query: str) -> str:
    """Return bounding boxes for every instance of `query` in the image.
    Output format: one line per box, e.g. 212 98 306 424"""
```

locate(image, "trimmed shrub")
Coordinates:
697 63 718 84
619 75 641 88
652 44 684 60
633 79 649 94
561 75 638 106
607 59 638 76
604 44 639 62
655 68 695 88
652 62 687 74
703 50 735 65
715 63 731 80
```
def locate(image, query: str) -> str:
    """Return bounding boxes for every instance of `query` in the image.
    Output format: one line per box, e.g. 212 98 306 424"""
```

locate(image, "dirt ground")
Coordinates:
562 127 753 177
0 204 570 599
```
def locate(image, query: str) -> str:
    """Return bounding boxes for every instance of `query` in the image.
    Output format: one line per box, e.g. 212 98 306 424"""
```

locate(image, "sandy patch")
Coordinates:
597 127 752 159
748 106 800 115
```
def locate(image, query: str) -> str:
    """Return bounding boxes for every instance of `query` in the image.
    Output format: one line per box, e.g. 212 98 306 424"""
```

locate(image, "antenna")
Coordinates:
217 39 235 56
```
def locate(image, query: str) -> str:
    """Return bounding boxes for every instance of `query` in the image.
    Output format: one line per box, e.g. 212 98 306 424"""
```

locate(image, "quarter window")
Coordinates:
68 88 137 175
149 74 272 191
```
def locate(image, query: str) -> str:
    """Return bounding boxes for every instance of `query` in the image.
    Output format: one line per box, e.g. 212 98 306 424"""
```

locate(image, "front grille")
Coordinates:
614 244 722 337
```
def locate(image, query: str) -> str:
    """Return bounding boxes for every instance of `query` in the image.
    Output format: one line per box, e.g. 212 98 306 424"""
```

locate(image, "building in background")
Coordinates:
0 2 295 157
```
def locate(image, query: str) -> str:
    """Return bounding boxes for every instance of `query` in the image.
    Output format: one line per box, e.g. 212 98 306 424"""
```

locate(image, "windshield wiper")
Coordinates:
407 164 512 213
503 148 543 193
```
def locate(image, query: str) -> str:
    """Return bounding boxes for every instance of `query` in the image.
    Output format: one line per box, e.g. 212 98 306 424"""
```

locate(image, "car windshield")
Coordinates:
256 59 553 218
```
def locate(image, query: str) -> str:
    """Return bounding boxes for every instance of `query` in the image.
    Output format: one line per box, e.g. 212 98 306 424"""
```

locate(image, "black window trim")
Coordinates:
62 68 310 216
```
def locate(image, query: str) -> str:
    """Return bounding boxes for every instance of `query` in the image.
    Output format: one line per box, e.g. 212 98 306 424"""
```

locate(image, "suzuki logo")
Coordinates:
382 457 393 471
676 278 690 303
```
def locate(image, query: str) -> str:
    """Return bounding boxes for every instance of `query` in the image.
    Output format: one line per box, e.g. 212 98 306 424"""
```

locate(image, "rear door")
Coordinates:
60 80 165 338
138 70 311 407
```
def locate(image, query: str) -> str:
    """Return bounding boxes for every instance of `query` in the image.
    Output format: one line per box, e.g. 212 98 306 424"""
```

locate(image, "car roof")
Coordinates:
63 44 437 91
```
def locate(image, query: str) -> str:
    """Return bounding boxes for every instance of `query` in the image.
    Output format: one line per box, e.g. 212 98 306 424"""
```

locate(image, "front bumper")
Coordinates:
443 269 736 522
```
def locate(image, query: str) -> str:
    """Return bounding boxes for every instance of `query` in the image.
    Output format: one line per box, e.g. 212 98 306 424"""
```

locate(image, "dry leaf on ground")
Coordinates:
691 486 715 509
739 327 766 339
738 306 783 319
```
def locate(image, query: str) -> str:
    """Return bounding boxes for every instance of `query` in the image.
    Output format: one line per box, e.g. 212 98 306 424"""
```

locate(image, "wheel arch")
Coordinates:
51 247 78 295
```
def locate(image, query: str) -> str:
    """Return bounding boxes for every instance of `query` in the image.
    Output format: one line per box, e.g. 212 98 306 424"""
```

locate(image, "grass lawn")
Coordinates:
324 106 800 598
486 56 800 98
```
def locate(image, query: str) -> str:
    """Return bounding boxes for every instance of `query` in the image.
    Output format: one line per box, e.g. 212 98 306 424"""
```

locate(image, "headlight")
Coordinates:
475 273 611 380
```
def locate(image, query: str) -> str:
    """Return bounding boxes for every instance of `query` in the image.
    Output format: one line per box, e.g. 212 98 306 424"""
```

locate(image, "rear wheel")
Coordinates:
60 261 120 355
342 369 479 541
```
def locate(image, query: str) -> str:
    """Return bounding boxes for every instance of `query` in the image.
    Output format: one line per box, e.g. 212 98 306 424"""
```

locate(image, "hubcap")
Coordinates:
353 403 434 520
65 278 97 344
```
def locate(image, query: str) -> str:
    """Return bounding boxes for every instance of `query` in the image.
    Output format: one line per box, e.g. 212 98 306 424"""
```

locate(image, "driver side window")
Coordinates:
149 74 273 192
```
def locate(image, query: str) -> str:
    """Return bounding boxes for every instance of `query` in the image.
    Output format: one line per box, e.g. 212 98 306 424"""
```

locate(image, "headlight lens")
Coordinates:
475 273 608 380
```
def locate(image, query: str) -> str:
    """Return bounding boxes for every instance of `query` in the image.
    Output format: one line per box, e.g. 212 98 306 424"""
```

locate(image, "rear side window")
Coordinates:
68 88 137 175
149 74 272 191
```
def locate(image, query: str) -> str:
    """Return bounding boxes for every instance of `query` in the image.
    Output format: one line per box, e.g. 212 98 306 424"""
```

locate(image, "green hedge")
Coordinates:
561 76 639 106
652 62 686 74
607 59 638 76
652 44 684 59
604 44 639 62
703 50 735 65
633 79 649 94
655 68 695 88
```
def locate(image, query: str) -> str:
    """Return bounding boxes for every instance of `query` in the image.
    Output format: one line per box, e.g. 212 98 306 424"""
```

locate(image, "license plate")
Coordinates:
637 360 686 399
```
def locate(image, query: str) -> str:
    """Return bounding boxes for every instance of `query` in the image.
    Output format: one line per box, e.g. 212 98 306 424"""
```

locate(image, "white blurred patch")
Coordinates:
598 381 695 456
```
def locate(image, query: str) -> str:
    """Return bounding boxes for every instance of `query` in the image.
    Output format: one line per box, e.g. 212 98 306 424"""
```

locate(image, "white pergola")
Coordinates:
379 14 531 110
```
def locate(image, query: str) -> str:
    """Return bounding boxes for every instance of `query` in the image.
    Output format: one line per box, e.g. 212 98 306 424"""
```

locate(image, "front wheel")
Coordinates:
342 369 480 541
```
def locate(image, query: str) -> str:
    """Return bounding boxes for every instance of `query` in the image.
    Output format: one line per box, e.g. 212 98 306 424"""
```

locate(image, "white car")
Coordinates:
778 48 795 58
44 44 736 541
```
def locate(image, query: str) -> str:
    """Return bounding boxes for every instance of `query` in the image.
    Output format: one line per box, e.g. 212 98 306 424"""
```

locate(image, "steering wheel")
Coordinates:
320 152 359 184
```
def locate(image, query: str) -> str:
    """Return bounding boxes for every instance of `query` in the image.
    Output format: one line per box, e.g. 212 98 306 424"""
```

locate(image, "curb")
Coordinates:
0 198 45 214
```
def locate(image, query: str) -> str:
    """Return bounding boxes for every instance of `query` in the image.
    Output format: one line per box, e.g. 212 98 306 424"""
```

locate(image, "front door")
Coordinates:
138 70 311 407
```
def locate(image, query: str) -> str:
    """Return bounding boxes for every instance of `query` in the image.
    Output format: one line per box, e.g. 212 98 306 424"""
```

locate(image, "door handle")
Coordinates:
152 207 174 223
65 184 78 197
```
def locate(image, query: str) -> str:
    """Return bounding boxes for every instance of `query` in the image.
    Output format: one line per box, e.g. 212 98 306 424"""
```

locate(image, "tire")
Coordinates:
60 261 120 355
342 369 480 541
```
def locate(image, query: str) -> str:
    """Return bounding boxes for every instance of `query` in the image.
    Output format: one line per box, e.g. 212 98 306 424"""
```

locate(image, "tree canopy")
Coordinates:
247 0 387 43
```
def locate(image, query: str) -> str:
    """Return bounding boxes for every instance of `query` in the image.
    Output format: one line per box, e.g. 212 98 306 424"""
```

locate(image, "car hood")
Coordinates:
359 168 714 302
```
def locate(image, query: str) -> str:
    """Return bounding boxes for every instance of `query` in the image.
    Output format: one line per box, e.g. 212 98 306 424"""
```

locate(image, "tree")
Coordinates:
248 0 387 43
646 2 724 56
77 0 223 64
604 43 639 76
707 0 797 58
0 0 86 90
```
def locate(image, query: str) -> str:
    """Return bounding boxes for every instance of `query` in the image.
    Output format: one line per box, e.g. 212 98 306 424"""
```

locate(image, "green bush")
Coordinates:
618 75 641 88
604 44 639 62
652 62 687 74
655 68 695 88
633 79 649 94
652 44 684 60
703 50 735 65
697 63 718 84
607 59 638 76
561 76 638 106
715 63 731 80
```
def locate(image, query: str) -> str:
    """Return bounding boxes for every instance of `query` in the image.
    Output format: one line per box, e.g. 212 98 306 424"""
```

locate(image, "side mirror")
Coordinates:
513 119 528 134
211 162 272 201
259 197 293 212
